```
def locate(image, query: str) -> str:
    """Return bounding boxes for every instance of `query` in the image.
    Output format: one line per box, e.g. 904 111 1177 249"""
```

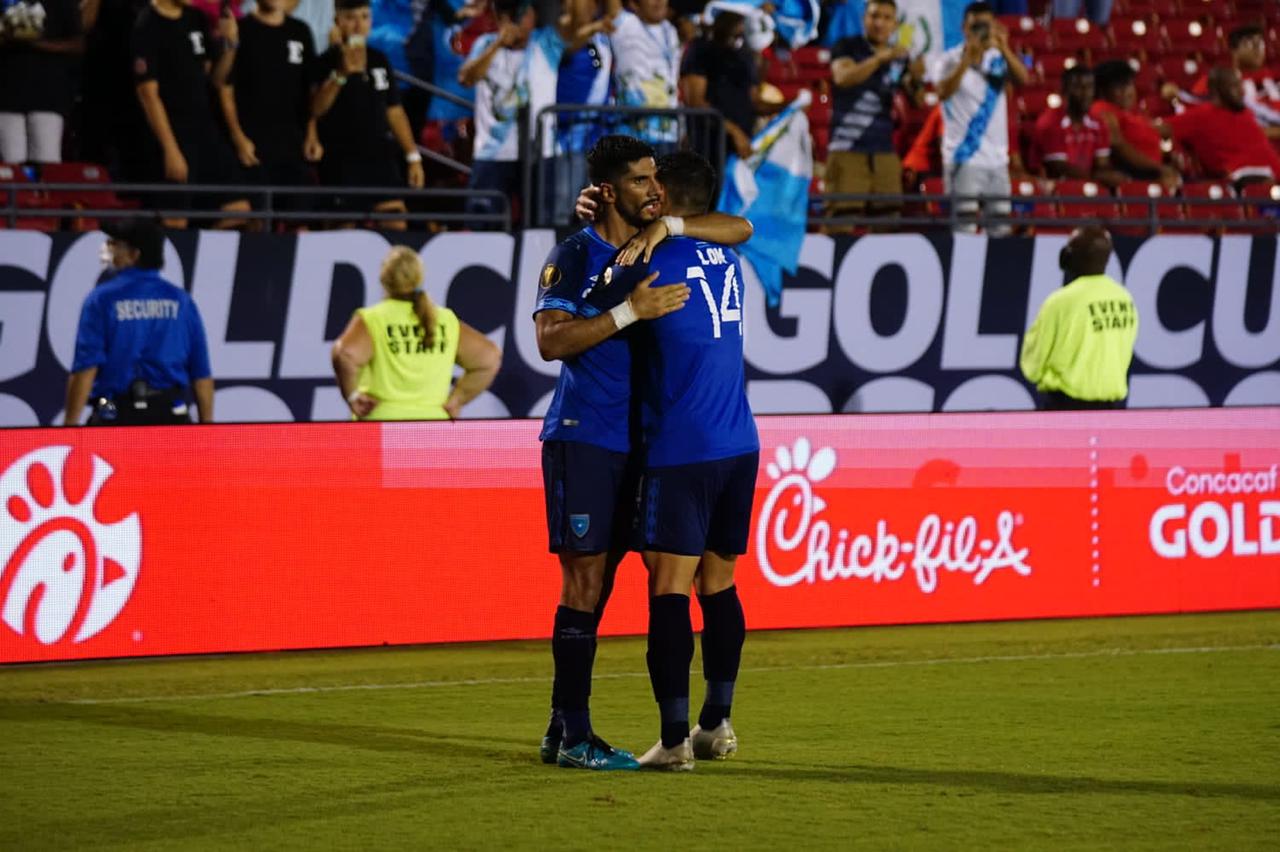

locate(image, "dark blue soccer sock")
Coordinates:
697 585 745 730
552 605 597 747
646 593 694 748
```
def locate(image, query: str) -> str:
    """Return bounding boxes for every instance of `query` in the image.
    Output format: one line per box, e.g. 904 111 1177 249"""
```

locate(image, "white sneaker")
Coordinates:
690 719 737 760
637 738 695 771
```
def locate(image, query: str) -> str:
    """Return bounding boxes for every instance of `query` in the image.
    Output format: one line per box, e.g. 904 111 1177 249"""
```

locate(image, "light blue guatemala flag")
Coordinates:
772 0 821 49
717 93 813 307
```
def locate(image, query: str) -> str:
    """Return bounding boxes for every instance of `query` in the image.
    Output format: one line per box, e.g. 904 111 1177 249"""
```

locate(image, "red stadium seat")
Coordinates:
1004 14 1052 56
1012 177 1057 230
809 91 832 129
812 126 830 162
1111 20 1166 56
1016 87 1063 118
1051 18 1105 53
792 45 830 69
1123 0 1180 18
1036 52 1082 85
1055 179 1120 222
1163 19 1222 55
0 163 57 231
40 162 136 232
919 176 948 216
1115 180 1185 234
1238 182 1280 220
1155 56 1204 90
1182 181 1247 224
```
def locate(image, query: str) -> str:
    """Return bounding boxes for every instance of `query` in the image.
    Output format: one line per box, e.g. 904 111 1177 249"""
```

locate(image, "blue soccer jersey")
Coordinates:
535 226 636 453
637 237 759 467
71 267 212 399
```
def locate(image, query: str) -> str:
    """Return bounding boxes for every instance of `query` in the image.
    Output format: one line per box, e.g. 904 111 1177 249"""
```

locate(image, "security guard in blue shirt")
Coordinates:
63 219 215 426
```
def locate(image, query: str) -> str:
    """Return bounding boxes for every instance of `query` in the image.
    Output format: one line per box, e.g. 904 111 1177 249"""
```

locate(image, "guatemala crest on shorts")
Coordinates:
569 514 590 538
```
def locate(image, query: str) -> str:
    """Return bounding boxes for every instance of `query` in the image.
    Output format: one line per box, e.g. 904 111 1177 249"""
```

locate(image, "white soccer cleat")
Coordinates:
690 719 738 760
637 738 695 771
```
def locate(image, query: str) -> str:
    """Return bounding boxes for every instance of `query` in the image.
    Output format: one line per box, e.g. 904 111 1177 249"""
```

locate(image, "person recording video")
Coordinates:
927 1 1027 234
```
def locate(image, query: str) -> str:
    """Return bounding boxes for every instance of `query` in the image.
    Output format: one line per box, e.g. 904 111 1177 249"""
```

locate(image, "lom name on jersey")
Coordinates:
696 246 728 267
115 299 180 321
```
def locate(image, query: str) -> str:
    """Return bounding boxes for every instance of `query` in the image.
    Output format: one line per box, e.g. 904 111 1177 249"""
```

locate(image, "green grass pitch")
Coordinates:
2 611 1278 850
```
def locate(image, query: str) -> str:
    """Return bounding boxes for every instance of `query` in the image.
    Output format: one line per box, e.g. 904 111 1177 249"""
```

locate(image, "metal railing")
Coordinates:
393 70 475 177
524 104 728 228
1 182 511 231
812 192 1280 234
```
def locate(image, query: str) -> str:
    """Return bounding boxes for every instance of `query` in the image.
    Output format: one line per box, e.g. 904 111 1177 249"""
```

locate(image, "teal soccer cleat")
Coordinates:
556 734 641 770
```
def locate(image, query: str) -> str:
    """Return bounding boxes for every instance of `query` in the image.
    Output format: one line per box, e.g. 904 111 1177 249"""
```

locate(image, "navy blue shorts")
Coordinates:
542 440 642 554
641 451 760 557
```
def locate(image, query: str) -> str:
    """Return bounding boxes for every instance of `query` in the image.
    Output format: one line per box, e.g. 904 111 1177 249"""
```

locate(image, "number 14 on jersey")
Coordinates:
686 261 742 339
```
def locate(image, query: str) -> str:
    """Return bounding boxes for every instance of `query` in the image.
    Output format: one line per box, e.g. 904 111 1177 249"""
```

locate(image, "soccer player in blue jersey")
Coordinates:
534 135 752 770
628 152 759 771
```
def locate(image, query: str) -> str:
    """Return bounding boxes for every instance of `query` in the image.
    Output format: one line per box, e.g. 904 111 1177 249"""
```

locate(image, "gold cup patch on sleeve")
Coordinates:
541 264 561 289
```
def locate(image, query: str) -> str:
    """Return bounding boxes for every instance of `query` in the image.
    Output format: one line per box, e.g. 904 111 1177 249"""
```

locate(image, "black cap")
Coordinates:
102 218 164 269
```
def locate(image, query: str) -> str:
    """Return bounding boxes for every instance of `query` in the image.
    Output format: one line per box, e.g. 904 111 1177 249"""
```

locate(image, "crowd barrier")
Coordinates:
2 408 1277 664
2 230 1278 428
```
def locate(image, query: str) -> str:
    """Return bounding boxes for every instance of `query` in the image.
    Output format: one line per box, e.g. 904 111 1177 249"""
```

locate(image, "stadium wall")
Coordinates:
0 230 1278 427
1 409 1278 664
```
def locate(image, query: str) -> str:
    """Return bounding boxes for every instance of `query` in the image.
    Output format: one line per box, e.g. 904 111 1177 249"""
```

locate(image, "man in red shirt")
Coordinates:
1183 26 1280 139
1091 59 1179 190
1032 66 1126 187
1165 67 1280 191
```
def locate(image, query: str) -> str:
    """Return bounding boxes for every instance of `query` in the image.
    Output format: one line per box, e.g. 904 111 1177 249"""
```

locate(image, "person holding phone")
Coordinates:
927 1 1027 234
310 0 424 228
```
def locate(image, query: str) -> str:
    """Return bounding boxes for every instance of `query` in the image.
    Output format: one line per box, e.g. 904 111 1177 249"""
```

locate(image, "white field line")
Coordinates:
57 643 1280 706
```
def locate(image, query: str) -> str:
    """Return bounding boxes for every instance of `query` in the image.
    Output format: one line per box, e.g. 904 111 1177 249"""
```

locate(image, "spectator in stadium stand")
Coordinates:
552 0 621 223
1173 25 1280 142
825 0 923 221
218 0 320 217
64 218 214 426
1090 59 1179 191
1031 66 1125 188
1162 66 1280 193
458 0 576 225
331 245 501 420
80 0 149 177
1050 0 1109 26
1019 224 1137 411
608 0 682 149
0 0 82 164
131 0 251 228
681 9 781 162
311 0 425 228
928 1 1028 234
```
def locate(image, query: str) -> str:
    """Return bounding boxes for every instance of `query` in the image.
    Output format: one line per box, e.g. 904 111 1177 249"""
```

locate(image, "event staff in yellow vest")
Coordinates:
331 246 501 419
63 219 214 426
1019 225 1138 410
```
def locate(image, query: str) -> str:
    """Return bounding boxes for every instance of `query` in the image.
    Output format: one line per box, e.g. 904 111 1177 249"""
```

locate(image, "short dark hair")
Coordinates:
866 0 897 8
493 0 524 19
1092 59 1135 97
587 134 656 186
1228 24 1264 50
656 151 717 215
1061 65 1094 90
334 0 370 10
963 1 993 19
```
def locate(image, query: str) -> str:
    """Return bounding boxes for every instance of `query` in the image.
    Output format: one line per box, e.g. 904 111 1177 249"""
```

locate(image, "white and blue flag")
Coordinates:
717 92 812 307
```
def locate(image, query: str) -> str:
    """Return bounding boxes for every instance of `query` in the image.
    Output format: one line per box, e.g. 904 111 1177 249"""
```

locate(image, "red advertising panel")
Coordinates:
1 410 1277 664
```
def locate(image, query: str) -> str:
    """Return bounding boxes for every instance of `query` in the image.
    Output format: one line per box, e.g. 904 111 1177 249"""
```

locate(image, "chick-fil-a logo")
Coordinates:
0 446 142 645
755 439 1032 593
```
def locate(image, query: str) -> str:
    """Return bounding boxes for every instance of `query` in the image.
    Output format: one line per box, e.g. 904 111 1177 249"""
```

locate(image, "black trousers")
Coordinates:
1042 391 1125 411
88 391 191 426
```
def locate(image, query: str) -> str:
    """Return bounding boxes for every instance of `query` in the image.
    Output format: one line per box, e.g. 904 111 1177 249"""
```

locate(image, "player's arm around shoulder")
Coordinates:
616 214 753 265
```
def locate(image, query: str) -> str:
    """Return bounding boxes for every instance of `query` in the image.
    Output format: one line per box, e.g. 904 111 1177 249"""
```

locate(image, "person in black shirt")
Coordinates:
310 0 424 229
0 0 83 163
826 0 923 220
680 11 777 164
218 0 318 213
131 0 250 227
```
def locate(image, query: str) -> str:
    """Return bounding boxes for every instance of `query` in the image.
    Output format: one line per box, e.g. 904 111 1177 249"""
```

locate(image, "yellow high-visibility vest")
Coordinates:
355 299 460 420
